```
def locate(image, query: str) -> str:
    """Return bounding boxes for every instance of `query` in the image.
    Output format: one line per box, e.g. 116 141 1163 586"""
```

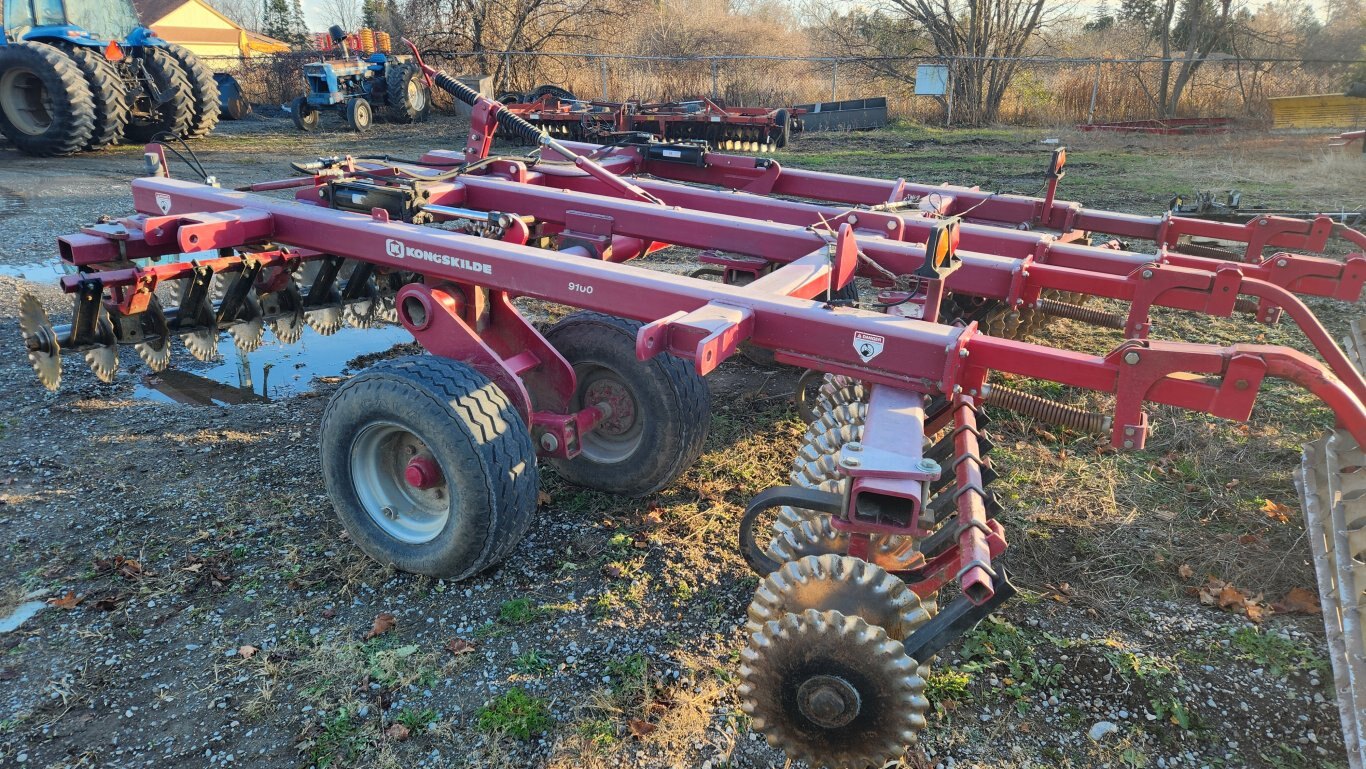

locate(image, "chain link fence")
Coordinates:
201 50 1360 127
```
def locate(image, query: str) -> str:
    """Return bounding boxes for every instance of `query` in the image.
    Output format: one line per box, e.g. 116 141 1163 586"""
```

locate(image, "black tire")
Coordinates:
545 311 710 496
527 84 575 102
0 41 96 156
124 46 194 143
290 96 318 131
773 108 791 148
60 45 130 150
320 355 540 579
497 91 524 105
385 61 429 123
347 96 372 131
161 44 220 138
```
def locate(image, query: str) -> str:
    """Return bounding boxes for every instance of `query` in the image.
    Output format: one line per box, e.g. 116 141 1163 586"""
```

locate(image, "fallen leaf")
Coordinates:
1217 583 1246 610
1273 587 1321 615
445 638 476 655
321 608 336 619
628 718 657 738
92 593 128 612
1225 478 1241 490
1177 564 1194 580
365 612 396 640
537 490 553 507
1261 499 1293 524
238 645 259 659
1237 533 1260 545
47 591 83 610
386 723 410 741
1244 603 1266 623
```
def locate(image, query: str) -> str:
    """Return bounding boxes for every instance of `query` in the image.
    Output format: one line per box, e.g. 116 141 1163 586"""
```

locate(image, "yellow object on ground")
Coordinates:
1267 93 1366 129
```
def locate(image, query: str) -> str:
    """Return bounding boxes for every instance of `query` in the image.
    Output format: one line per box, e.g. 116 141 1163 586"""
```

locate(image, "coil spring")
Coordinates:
1036 298 1126 329
985 384 1110 435
358 28 376 54
431 72 544 144
375 31 391 53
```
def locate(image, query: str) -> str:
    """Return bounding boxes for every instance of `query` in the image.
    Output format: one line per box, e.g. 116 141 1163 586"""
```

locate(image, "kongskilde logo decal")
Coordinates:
383 238 492 275
155 192 172 215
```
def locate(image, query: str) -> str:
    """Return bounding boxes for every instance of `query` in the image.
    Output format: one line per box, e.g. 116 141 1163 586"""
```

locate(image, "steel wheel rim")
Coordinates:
407 79 426 111
575 365 643 463
0 68 52 135
350 421 451 543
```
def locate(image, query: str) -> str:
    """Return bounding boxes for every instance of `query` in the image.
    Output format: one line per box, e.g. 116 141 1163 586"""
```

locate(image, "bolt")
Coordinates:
1235 379 1248 390
1123 351 1141 365
1141 269 1153 279
841 455 861 468
1276 258 1288 268
539 433 560 452
382 506 397 520
848 215 858 225
959 348 969 358
806 688 846 722
952 385 963 394
845 442 863 452
886 221 897 231
1123 439 1134 449
918 458 939 473
1124 426 1135 436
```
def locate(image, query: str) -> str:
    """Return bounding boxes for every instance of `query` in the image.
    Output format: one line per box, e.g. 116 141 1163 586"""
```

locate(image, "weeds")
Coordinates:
1229 626 1327 677
476 688 553 740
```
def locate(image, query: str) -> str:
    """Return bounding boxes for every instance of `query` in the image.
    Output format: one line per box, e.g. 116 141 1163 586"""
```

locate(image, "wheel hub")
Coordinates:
404 455 442 489
797 675 861 728
584 378 635 435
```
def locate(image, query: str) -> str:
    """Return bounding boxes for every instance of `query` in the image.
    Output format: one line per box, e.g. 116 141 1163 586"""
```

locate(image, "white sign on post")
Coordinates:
914 65 949 96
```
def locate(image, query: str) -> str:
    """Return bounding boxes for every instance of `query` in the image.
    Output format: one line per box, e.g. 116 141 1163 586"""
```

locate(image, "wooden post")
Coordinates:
830 61 839 102
600 58 609 100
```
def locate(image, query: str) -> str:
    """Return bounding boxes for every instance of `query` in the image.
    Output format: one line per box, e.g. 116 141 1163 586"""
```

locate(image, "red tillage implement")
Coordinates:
19 46 1366 768
502 92 800 151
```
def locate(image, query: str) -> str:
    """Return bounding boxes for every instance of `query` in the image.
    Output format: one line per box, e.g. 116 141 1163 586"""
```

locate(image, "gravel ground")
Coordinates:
0 115 1358 769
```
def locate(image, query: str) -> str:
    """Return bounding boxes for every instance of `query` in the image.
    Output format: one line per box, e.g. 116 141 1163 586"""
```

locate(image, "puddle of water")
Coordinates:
0 259 70 280
0 600 47 634
134 325 414 405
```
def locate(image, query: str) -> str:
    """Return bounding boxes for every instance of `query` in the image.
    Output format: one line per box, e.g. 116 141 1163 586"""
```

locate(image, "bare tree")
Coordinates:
1152 0 1237 116
215 0 264 31
402 0 625 90
319 0 365 31
886 0 1061 124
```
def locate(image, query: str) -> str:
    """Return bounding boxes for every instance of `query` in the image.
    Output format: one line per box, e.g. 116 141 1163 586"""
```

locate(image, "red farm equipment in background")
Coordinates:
500 89 803 151
17 43 1366 768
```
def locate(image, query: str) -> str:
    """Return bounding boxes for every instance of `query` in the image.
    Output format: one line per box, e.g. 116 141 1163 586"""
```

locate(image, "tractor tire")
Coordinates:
320 355 540 579
60 45 130 150
545 311 710 497
346 96 373 131
123 47 194 143
290 96 318 131
497 91 524 105
162 44 220 138
527 84 575 102
0 41 96 156
385 62 430 123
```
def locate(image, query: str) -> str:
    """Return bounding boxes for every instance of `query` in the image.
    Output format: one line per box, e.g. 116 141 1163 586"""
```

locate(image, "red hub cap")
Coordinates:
404 456 443 490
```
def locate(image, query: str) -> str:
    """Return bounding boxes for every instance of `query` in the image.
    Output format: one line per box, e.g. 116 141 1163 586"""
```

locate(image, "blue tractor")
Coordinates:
0 0 219 156
287 26 430 132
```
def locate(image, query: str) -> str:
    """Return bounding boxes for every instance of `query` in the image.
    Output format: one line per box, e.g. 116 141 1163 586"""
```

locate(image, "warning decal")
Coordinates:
853 331 885 362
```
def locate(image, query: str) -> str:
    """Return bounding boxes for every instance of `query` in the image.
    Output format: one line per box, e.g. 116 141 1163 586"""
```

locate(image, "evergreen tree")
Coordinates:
289 0 310 42
262 0 294 42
